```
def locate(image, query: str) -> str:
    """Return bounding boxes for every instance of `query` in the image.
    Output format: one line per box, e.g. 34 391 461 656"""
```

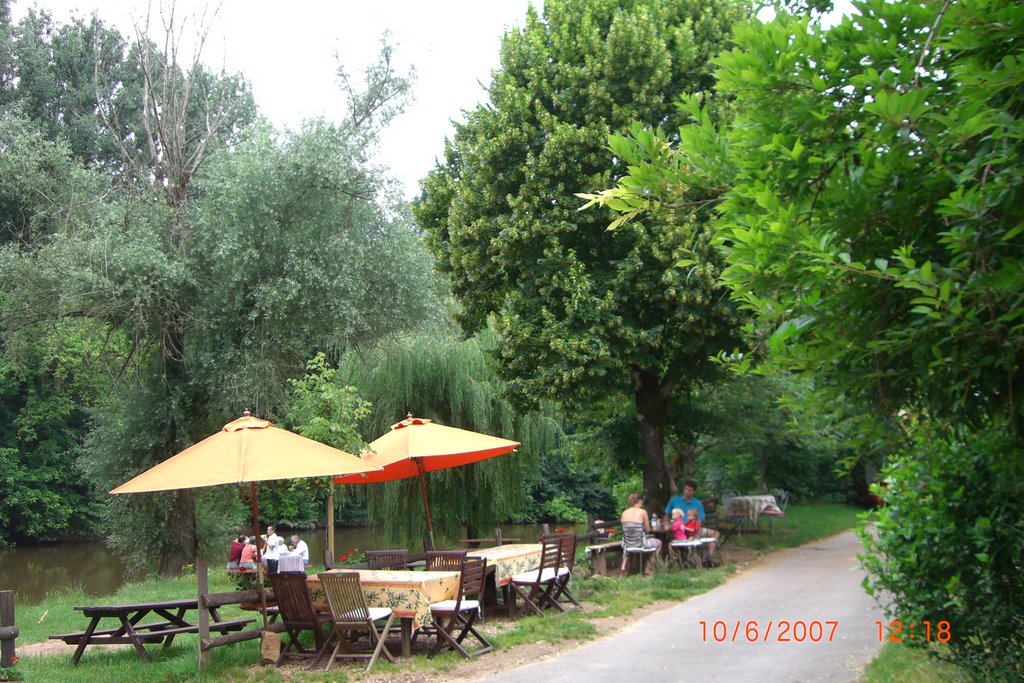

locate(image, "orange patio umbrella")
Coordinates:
333 414 520 546
111 411 382 623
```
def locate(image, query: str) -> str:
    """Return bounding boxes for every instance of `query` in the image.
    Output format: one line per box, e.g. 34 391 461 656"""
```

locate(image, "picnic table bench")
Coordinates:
586 541 623 576
50 598 254 665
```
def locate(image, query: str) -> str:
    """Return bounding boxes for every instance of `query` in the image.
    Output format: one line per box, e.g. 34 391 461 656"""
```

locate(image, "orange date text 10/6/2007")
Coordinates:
699 620 839 643
876 620 951 643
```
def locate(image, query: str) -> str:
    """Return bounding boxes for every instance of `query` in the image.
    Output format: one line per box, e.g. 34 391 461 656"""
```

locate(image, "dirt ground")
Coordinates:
21 545 763 681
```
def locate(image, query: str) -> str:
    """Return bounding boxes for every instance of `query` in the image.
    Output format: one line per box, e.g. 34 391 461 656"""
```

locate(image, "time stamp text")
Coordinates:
698 620 951 643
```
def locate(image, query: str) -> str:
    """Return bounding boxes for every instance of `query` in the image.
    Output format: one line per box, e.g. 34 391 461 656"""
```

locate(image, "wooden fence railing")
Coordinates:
0 590 18 669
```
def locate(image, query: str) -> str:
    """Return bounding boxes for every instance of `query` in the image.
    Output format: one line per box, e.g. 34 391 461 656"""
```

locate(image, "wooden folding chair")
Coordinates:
411 550 472 646
267 572 332 664
542 533 582 609
508 537 563 617
313 572 396 672
365 549 409 570
426 550 467 571
428 556 494 659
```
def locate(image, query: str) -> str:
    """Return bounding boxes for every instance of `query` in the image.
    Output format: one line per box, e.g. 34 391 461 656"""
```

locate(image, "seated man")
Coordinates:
227 534 246 570
289 534 310 565
664 480 719 565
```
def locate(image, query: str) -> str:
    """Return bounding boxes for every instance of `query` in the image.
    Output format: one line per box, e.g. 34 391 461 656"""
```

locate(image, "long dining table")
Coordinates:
306 568 460 657
723 494 785 534
467 543 543 606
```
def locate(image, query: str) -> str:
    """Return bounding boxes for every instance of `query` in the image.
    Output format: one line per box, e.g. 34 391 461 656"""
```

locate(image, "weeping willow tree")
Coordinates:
336 329 562 545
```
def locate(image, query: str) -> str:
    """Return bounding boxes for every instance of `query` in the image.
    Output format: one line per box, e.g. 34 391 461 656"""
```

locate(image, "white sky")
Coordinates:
11 0 854 200
10 0 539 199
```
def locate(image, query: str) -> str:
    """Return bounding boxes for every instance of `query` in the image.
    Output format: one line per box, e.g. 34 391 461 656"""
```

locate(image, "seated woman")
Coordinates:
239 537 258 570
619 492 661 577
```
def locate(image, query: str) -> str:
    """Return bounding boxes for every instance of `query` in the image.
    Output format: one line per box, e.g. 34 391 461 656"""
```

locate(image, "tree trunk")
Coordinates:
633 369 673 513
160 487 197 576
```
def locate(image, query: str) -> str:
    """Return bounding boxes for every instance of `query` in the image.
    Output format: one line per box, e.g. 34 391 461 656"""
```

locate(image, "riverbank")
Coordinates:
10 505 867 682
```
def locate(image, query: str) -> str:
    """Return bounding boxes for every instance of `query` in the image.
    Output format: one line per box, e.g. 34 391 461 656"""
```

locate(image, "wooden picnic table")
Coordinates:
50 598 254 665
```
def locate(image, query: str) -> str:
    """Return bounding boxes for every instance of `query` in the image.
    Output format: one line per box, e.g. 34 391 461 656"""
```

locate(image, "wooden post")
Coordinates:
0 590 18 669
197 557 210 670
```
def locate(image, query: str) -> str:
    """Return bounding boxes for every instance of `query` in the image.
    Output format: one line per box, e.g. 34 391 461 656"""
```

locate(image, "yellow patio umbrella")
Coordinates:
333 414 520 547
111 411 382 626
111 411 379 493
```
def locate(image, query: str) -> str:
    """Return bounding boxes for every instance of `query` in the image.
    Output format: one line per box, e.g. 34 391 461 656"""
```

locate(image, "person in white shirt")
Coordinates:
263 535 285 573
264 525 282 553
290 534 310 565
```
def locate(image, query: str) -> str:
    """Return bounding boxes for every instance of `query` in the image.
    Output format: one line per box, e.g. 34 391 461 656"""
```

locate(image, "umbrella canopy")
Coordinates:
111 412 379 493
111 411 382 628
333 414 520 545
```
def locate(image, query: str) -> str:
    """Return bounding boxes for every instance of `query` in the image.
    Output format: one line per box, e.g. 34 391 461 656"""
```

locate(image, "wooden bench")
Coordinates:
585 541 623 576
51 620 179 643
55 617 256 643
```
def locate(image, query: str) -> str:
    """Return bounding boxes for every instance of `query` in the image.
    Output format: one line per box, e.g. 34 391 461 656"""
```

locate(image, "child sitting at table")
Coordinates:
683 508 702 539
670 508 688 540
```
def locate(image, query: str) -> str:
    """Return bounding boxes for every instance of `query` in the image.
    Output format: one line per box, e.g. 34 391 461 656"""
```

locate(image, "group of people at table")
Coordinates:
619 479 719 576
230 482 719 580
226 524 309 572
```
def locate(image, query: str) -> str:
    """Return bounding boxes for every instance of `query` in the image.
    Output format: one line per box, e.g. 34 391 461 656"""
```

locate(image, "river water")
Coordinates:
0 523 556 604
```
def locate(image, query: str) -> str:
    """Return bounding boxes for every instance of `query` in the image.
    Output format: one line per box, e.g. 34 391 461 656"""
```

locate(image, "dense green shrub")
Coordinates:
859 421 1024 680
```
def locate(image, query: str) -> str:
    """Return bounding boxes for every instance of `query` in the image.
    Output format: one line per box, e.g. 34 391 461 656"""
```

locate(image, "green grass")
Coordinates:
723 502 863 553
860 642 967 683
11 505 868 681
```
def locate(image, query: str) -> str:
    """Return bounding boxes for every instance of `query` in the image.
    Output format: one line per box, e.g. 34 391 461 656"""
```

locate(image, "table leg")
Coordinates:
400 618 412 658
483 573 499 606
158 606 191 648
120 616 151 662
71 617 101 665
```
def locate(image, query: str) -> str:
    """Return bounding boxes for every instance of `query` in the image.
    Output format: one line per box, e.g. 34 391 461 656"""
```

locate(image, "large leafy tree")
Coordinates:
0 110 116 544
415 0 747 510
2 6 140 169
593 0 1024 435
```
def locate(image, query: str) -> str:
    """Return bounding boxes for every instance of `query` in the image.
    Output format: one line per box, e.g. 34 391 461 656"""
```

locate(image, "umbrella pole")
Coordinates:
416 461 435 549
327 483 335 564
251 482 268 629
